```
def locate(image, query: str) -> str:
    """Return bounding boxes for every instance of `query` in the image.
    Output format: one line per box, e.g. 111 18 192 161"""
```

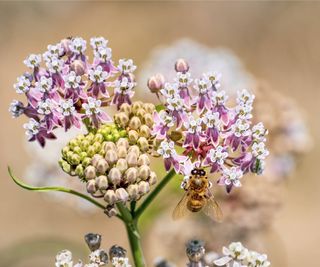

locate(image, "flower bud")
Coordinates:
124 167 138 184
82 157 92 167
136 108 146 120
86 133 95 143
80 140 90 150
139 125 150 138
104 141 116 152
86 180 97 194
96 159 109 174
96 175 108 190
71 60 86 75
128 130 139 144
143 103 155 114
119 103 132 114
138 181 150 195
117 138 129 149
91 154 103 167
132 101 143 114
69 138 78 148
147 74 164 94
105 149 118 166
138 165 151 180
115 112 129 128
93 142 102 153
144 113 154 128
115 188 129 202
148 171 157 185
175 58 189 73
126 152 138 167
108 167 122 185
128 145 140 157
85 233 102 251
116 158 128 173
127 184 139 200
73 146 82 155
129 116 141 131
117 146 127 158
94 133 104 143
61 146 70 158
70 154 81 165
85 166 96 180
137 137 149 152
59 159 71 173
105 205 118 217
109 245 127 260
75 164 84 177
87 145 96 157
61 38 72 55
104 190 117 205
138 154 150 166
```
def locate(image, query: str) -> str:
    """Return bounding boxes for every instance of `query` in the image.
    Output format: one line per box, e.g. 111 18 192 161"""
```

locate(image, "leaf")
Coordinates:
155 104 165 112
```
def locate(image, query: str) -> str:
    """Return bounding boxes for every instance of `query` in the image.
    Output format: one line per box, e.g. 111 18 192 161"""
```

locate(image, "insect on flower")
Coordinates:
173 168 223 222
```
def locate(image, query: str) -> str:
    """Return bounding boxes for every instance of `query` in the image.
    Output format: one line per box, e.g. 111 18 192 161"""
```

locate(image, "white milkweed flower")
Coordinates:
252 142 269 160
232 119 251 137
194 77 211 94
37 99 53 115
208 146 228 165
23 54 41 68
175 72 193 87
55 250 73 267
94 46 112 62
252 122 268 142
202 111 221 129
214 242 248 266
160 83 179 98
23 118 40 138
35 76 53 93
167 95 184 111
88 65 109 83
111 257 132 267
184 115 202 134
82 97 102 116
90 36 108 49
118 59 137 74
246 251 270 267
63 71 82 89
159 110 175 127
69 37 87 54
221 167 243 187
212 90 228 105
237 89 255 106
45 57 65 73
13 75 31 94
45 43 64 59
114 77 135 93
203 71 221 88
157 140 176 158
58 99 76 116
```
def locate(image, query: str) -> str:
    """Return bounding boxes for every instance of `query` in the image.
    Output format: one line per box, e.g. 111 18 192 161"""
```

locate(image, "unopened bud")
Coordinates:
71 60 85 75
86 180 97 194
126 152 138 167
73 146 81 155
147 74 165 94
116 158 128 173
85 166 96 180
124 167 138 183
94 133 104 143
138 154 150 166
138 181 150 195
82 157 92 167
144 113 154 128
119 103 132 114
139 125 150 138
109 245 127 260
138 165 151 180
84 233 102 251
92 141 101 153
104 190 117 205
137 137 149 152
69 138 78 148
115 188 129 202
75 164 84 177
127 184 139 200
91 154 103 167
115 112 129 128
136 108 146 120
128 145 140 157
116 138 129 149
108 167 122 185
80 140 90 150
96 175 109 190
143 103 155 114
105 205 118 217
61 146 70 158
117 146 127 158
129 116 141 131
148 171 157 185
175 58 189 73
104 141 116 152
61 38 72 55
59 159 71 173
87 145 96 157
105 149 118 166
132 101 143 114
96 159 109 174
128 130 139 144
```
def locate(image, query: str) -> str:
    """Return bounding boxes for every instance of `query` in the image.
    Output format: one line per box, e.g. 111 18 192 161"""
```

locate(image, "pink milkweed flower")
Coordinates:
88 65 110 97
174 72 192 106
63 71 87 101
218 166 243 193
211 90 230 125
203 72 221 90
166 95 188 128
57 99 82 131
82 97 112 128
152 110 175 139
202 110 221 146
117 59 137 74
112 76 135 109
32 76 61 102
36 99 61 131
183 116 203 149
226 119 252 151
193 77 212 113
157 140 188 172
204 146 229 173
23 118 56 147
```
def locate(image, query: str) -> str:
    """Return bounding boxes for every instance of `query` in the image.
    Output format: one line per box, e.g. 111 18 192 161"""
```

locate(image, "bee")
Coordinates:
172 168 223 222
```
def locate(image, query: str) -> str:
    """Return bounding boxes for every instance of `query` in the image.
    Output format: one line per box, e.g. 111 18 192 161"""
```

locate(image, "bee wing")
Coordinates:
172 192 189 220
203 196 223 223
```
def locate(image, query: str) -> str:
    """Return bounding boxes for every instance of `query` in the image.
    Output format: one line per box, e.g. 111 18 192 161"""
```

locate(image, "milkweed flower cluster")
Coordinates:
9 36 137 146
55 233 131 267
149 59 269 193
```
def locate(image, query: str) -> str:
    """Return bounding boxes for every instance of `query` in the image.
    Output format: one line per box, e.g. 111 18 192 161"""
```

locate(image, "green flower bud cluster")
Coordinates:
114 101 155 153
83 138 157 216
59 124 127 179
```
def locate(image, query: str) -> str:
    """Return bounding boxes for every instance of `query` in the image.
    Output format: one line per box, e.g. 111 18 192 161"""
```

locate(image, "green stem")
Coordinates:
135 169 176 219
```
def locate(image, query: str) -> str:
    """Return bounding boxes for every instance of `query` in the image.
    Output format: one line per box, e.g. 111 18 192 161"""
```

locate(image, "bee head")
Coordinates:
191 168 206 176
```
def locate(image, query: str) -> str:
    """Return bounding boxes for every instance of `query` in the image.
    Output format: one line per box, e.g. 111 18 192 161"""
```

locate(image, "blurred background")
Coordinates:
1 1 320 266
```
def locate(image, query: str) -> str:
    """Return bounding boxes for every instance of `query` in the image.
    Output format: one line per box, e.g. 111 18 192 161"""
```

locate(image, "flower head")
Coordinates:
118 59 136 74
69 37 87 54
14 75 31 94
24 54 41 69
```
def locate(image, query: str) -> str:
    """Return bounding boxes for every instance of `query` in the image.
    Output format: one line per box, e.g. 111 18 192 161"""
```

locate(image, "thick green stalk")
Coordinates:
125 221 145 267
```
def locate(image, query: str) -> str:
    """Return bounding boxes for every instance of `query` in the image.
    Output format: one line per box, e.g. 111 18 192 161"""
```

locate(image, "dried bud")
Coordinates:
108 167 122 185
128 130 139 144
137 137 149 152
128 145 140 157
143 103 155 114
104 205 118 217
147 74 165 94
116 158 128 173
175 58 189 73
115 188 129 202
129 116 141 130
85 166 96 180
126 152 138 167
86 180 97 194
127 184 139 200
104 141 116 152
61 38 72 55
169 130 183 142
139 125 150 138
138 154 150 166
138 181 150 195
136 108 146 119
91 154 103 167
105 149 118 165
104 190 117 205
96 175 108 190
84 233 102 251
138 165 151 180
124 167 138 183
71 60 86 75
186 240 205 263
148 171 157 185
132 101 143 114
96 159 109 174
144 113 154 128
117 138 129 149
109 245 127 260
117 146 127 158
119 103 132 114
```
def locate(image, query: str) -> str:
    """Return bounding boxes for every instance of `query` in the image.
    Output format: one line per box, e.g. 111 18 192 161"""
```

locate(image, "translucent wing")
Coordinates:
172 192 189 220
203 196 223 222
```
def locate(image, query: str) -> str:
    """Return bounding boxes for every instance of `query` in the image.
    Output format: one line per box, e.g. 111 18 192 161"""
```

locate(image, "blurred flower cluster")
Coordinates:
9 36 137 146
55 233 131 267
149 59 268 193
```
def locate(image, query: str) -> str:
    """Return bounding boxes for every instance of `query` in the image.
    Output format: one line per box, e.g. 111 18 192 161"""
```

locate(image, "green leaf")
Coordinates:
155 104 165 112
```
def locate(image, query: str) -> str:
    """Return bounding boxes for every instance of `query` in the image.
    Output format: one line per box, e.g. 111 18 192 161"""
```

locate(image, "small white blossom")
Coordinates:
236 103 253 120
212 90 228 105
237 89 255 106
112 257 131 267
202 111 221 129
88 249 106 266
208 146 228 165
222 167 243 187
118 59 136 74
194 77 211 94
23 54 41 68
157 140 176 158
232 119 251 137
63 71 82 89
9 100 24 118
55 250 73 267
45 57 64 73
159 110 175 127
90 37 108 49
13 75 31 94
37 99 53 115
35 76 53 93
69 37 87 54
246 251 270 267
94 46 112 62
252 142 269 160
43 43 64 61
214 242 248 267
175 72 192 87
167 95 184 111
203 72 221 88
252 122 268 142
82 97 102 116
88 65 109 83
114 77 135 93
58 99 76 116
184 115 202 134
160 83 179 98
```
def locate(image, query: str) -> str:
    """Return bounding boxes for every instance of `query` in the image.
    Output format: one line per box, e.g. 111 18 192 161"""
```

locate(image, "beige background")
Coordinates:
0 2 319 266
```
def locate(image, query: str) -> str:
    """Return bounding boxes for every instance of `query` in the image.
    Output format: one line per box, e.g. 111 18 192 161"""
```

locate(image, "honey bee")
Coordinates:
173 168 223 222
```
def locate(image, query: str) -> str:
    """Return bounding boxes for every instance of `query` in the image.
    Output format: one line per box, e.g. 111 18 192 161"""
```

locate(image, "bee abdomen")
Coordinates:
187 199 203 212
